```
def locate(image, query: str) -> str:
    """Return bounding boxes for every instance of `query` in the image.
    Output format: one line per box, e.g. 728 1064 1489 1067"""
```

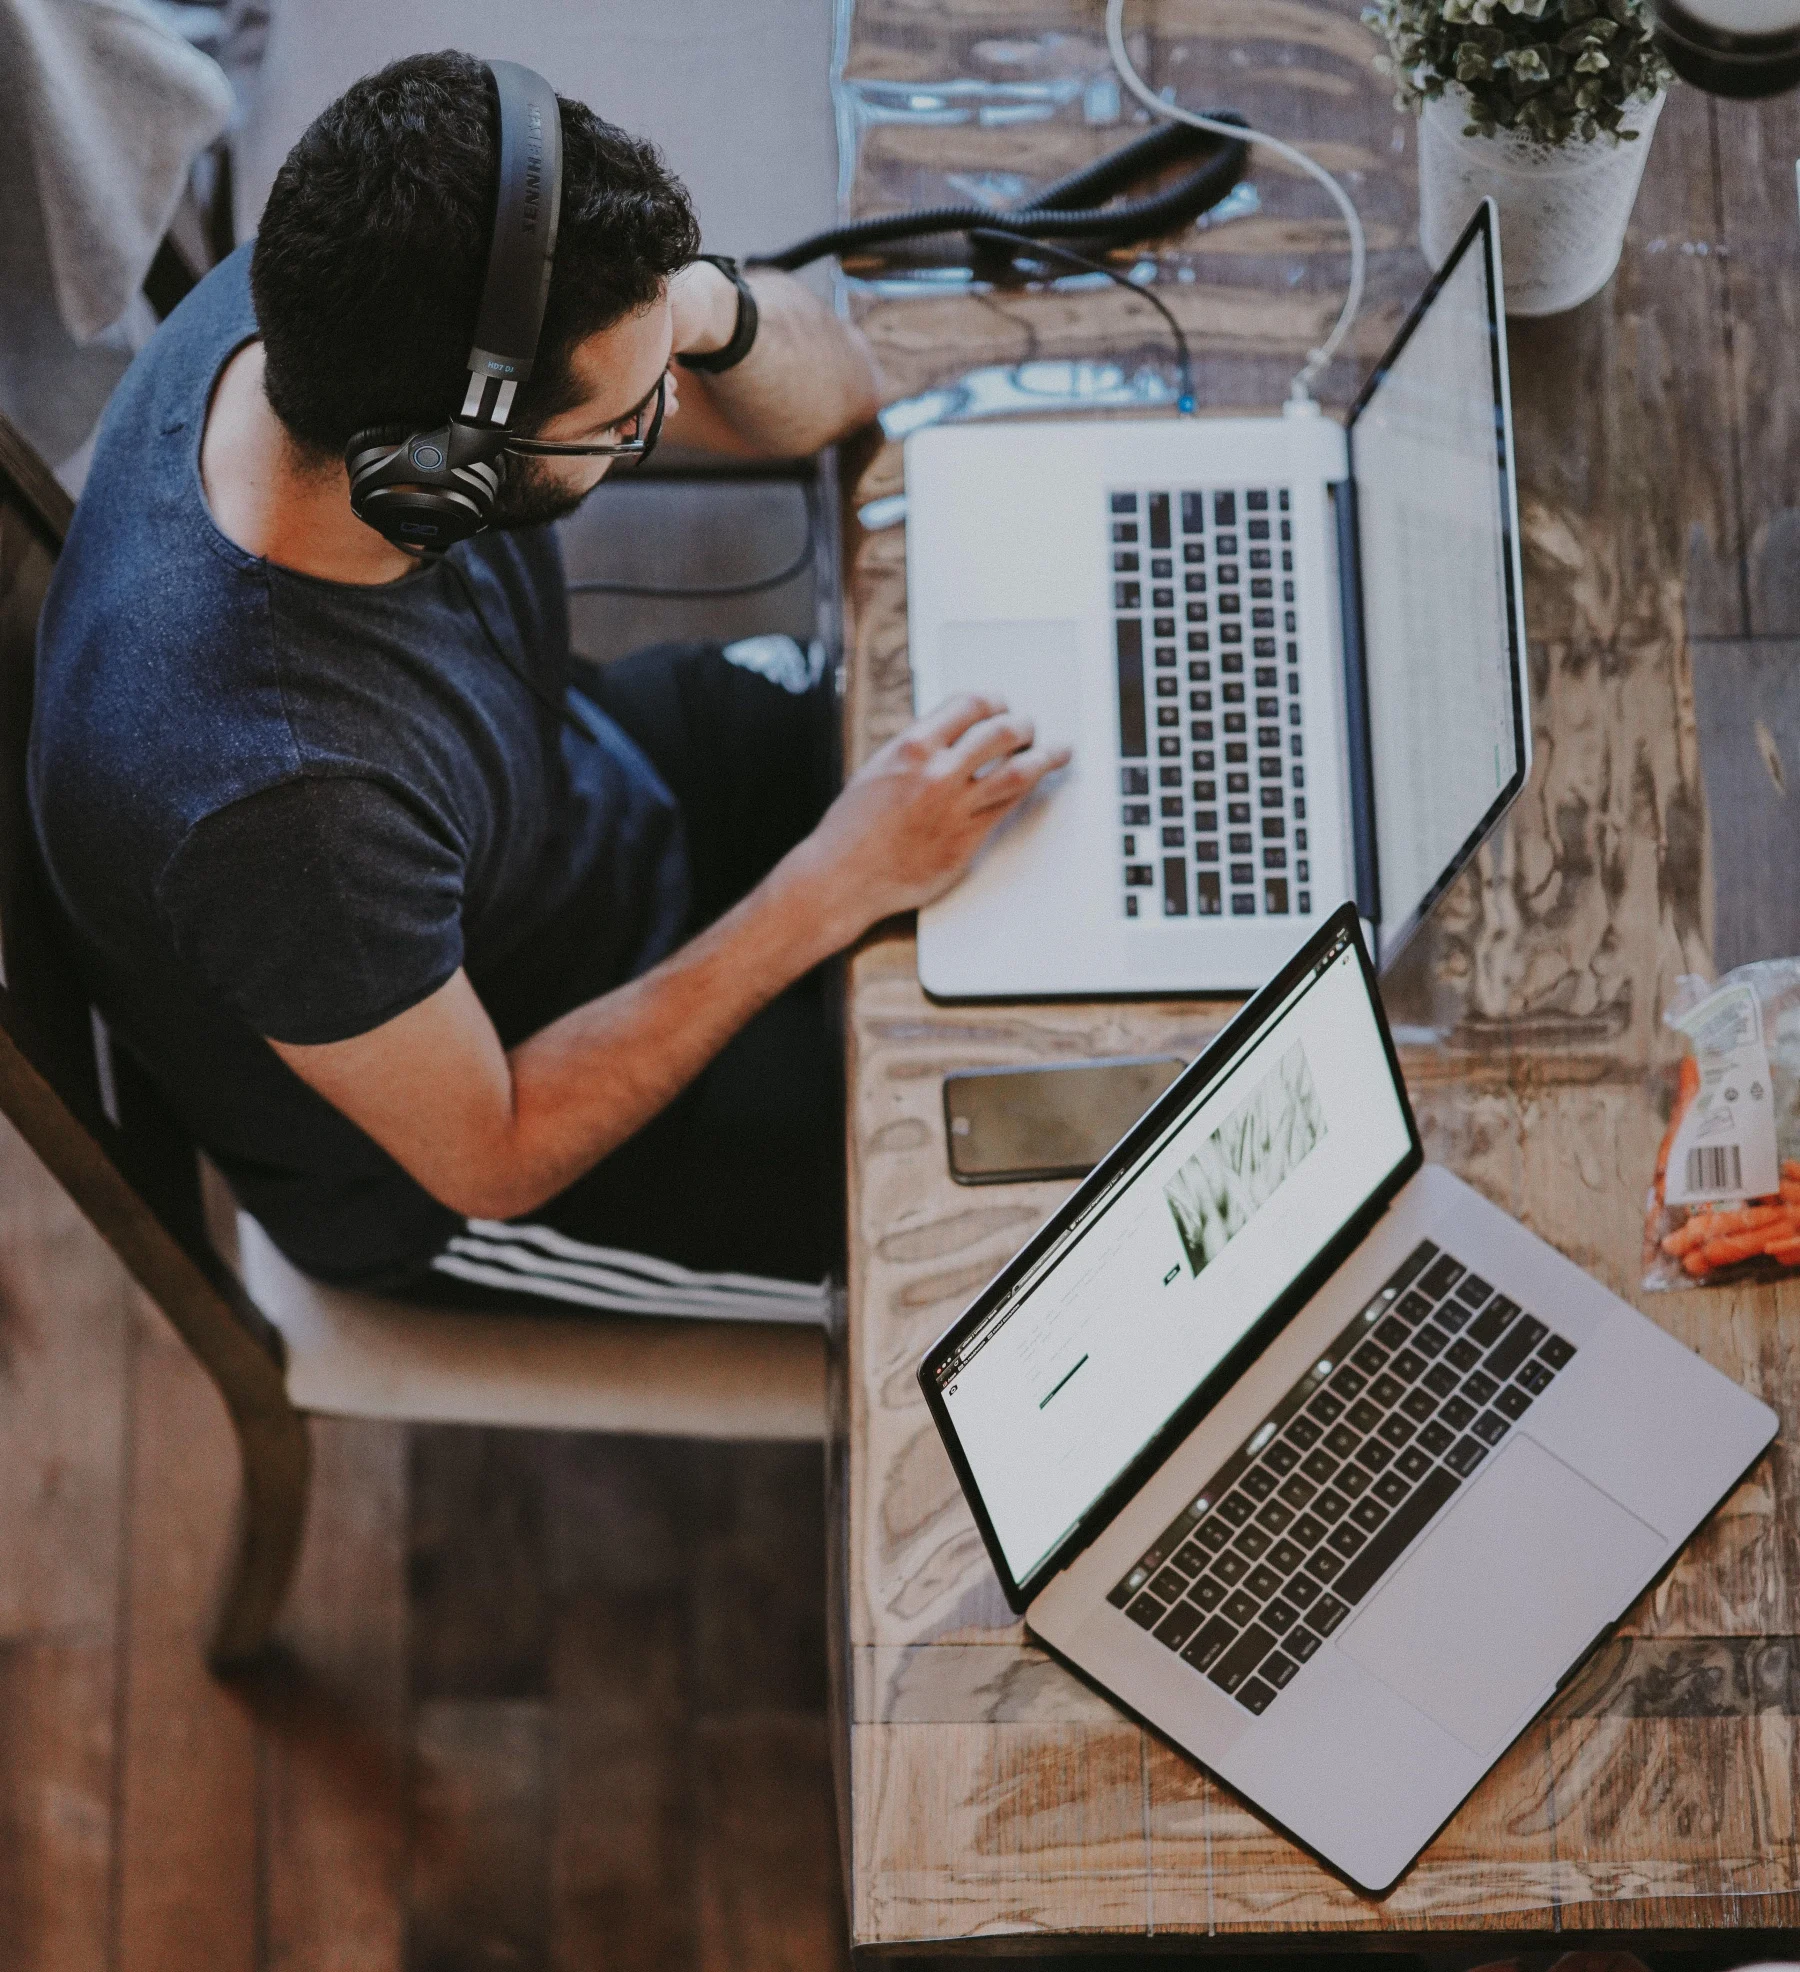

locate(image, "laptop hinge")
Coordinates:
1330 472 1381 942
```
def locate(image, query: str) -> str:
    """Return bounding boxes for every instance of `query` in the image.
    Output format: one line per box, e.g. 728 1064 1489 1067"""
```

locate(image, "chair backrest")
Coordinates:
0 407 284 1364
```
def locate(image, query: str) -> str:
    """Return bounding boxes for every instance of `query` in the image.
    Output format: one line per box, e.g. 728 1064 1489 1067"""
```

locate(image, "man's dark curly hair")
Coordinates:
250 51 701 457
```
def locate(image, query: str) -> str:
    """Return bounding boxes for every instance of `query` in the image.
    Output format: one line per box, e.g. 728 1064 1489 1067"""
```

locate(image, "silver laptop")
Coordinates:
918 905 1776 1892
905 200 1528 998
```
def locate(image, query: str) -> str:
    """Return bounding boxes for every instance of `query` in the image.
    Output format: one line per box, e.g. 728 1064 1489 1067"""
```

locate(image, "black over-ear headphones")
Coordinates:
345 60 564 551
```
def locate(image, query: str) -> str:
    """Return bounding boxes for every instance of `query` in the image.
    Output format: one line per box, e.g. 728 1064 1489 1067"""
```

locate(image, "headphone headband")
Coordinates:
459 59 564 428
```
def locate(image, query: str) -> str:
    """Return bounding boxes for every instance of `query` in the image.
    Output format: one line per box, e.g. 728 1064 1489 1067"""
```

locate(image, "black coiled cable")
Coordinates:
746 115 1250 273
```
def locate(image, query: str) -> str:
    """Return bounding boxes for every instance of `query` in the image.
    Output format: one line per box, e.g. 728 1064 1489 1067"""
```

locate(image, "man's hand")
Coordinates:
787 695 1072 947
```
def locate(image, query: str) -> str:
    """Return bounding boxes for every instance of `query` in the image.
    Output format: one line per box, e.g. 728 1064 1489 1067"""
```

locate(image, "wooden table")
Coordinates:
830 0 1800 1952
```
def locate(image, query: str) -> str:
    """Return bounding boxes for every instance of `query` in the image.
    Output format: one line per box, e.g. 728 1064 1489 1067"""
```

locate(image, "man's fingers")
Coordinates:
967 743 1072 814
911 692 1008 751
945 710 1038 779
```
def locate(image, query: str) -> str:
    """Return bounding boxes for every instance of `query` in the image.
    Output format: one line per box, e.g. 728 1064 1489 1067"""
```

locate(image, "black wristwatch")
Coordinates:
675 254 760 374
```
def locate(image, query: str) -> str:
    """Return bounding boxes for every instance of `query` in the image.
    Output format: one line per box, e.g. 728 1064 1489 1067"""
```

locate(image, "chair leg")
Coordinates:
207 1396 312 1671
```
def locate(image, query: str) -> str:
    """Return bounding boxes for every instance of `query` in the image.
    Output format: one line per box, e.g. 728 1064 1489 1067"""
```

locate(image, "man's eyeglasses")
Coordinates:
502 372 666 465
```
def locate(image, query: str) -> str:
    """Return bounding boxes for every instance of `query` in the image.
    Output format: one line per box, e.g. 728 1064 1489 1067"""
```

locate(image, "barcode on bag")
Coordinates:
1685 1144 1743 1194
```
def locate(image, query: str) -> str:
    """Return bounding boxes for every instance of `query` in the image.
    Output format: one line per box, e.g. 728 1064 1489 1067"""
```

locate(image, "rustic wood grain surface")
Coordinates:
836 0 1800 1947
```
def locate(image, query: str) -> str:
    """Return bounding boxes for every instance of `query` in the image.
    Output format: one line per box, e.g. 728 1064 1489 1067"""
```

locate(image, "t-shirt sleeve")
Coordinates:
156 775 466 1045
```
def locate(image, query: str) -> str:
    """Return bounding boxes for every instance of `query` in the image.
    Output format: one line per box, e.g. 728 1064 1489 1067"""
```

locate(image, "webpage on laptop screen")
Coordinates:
935 944 1413 1585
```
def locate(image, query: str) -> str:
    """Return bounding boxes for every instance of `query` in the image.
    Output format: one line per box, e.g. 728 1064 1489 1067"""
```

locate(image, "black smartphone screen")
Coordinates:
943 1056 1186 1185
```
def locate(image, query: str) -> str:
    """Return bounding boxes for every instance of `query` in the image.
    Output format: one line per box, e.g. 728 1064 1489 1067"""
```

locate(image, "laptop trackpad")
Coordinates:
1337 1436 1662 1755
935 620 1082 756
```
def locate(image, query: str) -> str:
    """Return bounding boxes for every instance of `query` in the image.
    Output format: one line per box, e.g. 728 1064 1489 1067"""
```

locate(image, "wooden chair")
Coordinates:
0 410 829 1671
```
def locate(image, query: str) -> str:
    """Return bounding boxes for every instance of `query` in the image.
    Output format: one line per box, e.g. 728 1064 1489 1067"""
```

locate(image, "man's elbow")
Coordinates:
420 1149 558 1224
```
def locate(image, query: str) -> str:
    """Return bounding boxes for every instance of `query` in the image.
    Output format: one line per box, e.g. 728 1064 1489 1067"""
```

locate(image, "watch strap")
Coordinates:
675 254 759 374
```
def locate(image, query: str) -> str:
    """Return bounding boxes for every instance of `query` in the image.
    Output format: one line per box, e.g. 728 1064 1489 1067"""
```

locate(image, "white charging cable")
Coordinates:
1103 0 1367 402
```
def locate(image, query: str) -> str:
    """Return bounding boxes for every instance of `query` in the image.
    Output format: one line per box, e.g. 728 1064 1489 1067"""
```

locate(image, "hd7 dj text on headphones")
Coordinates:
344 60 565 552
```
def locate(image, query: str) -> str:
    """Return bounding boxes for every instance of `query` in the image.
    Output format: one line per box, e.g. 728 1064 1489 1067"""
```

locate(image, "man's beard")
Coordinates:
485 453 594 531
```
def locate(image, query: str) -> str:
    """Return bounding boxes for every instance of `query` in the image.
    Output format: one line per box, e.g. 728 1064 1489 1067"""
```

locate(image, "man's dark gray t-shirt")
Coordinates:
28 249 690 1286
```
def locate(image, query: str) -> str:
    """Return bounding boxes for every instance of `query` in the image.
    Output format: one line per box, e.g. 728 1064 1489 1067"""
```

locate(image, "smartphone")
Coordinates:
943 1055 1187 1185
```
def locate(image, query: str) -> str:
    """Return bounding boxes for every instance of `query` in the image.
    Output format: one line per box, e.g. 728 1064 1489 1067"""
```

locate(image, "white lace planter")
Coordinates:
1417 87 1665 316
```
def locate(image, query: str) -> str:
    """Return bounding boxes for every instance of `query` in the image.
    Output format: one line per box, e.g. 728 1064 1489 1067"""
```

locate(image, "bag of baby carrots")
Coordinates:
1644 962 1800 1288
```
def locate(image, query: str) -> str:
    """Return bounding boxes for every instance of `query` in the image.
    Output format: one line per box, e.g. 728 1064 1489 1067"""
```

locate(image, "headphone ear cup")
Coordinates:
345 423 493 551
344 424 416 478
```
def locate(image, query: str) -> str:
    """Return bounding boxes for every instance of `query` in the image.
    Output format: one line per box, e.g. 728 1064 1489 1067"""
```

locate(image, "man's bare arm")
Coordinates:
659 263 882 460
271 697 1066 1222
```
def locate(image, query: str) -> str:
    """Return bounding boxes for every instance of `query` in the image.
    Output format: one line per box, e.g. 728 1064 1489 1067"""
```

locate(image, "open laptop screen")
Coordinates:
926 923 1414 1593
1349 205 1526 947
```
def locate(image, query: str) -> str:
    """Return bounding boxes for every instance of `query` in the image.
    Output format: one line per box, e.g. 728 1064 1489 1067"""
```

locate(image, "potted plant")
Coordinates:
1364 0 1675 315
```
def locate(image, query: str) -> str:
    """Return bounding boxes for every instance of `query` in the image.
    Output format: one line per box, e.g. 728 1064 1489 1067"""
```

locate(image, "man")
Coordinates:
29 52 1065 1309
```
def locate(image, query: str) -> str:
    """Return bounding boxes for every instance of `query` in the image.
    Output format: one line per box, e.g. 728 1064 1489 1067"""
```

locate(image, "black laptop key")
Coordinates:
1235 1675 1278 1715
1347 1398 1382 1434
1354 1437 1394 1473
1387 1241 1439 1293
1209 1623 1277 1696
1495 1383 1533 1420
1235 1525 1272 1561
1417 1420 1455 1456
1446 1435 1489 1477
1222 1588 1260 1626
1148 492 1172 549
1310 1487 1348 1524
1213 1549 1248 1586
1245 1563 1283 1601
1261 1596 1298 1635
1181 1616 1237 1674
1323 1423 1360 1460
1195 1516 1233 1553
1350 1497 1387 1533
1412 1324 1450 1358
1462 1369 1500 1407
1539 1333 1576 1370
1262 1649 1300 1689
1467 1294 1518 1348
1418 1255 1465 1301
1126 1591 1168 1628
1401 1388 1437 1424
1285 1623 1321 1661
1423 1362 1460 1398
1255 1499 1293 1535
1305 1547 1345 1585
1267 1538 1306 1575
1395 1290 1435 1326
1149 1566 1190 1602
1335 1464 1460 1603
1309 1592 1350 1636
1328 1522 1367 1558
1217 1492 1255 1527
1377 1414 1415 1448
1440 1395 1477 1431
1446 1337 1482 1373
1284 1571 1321 1610
1277 1473 1316 1511
1456 1273 1493 1307
1263 1439 1300 1476
1473 1409 1510 1446
1154 1600 1205 1650
1289 1513 1327 1548
1299 1449 1337 1485
1516 1358 1555 1395
1334 1460 1371 1496
1369 1372 1405 1408
1307 1390 1345 1425
1189 1573 1227 1612
1379 1465 1418 1500
1331 1365 1368 1400
1170 1539 1210 1575
1390 1348 1427 1383
1240 1466 1278 1501
1350 1341 1388 1377
1285 1413 1323 1450
1488 1314 1550 1380
1374 1317 1411 1352
1432 1299 1472 1333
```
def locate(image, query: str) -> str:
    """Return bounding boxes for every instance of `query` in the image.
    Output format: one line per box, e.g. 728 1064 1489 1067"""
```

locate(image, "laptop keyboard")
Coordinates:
1110 486 1310 922
1106 1240 1578 1718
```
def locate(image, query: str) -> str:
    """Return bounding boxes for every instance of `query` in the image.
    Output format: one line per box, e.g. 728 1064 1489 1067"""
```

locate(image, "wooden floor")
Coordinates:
0 1112 848 1972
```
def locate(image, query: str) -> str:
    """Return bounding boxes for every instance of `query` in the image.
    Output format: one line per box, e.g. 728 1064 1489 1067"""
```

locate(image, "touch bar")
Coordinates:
1116 618 1146 757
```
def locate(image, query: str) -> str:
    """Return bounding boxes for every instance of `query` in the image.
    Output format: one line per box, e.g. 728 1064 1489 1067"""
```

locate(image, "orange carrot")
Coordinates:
1655 1056 1705 1201
1698 1230 1777 1268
